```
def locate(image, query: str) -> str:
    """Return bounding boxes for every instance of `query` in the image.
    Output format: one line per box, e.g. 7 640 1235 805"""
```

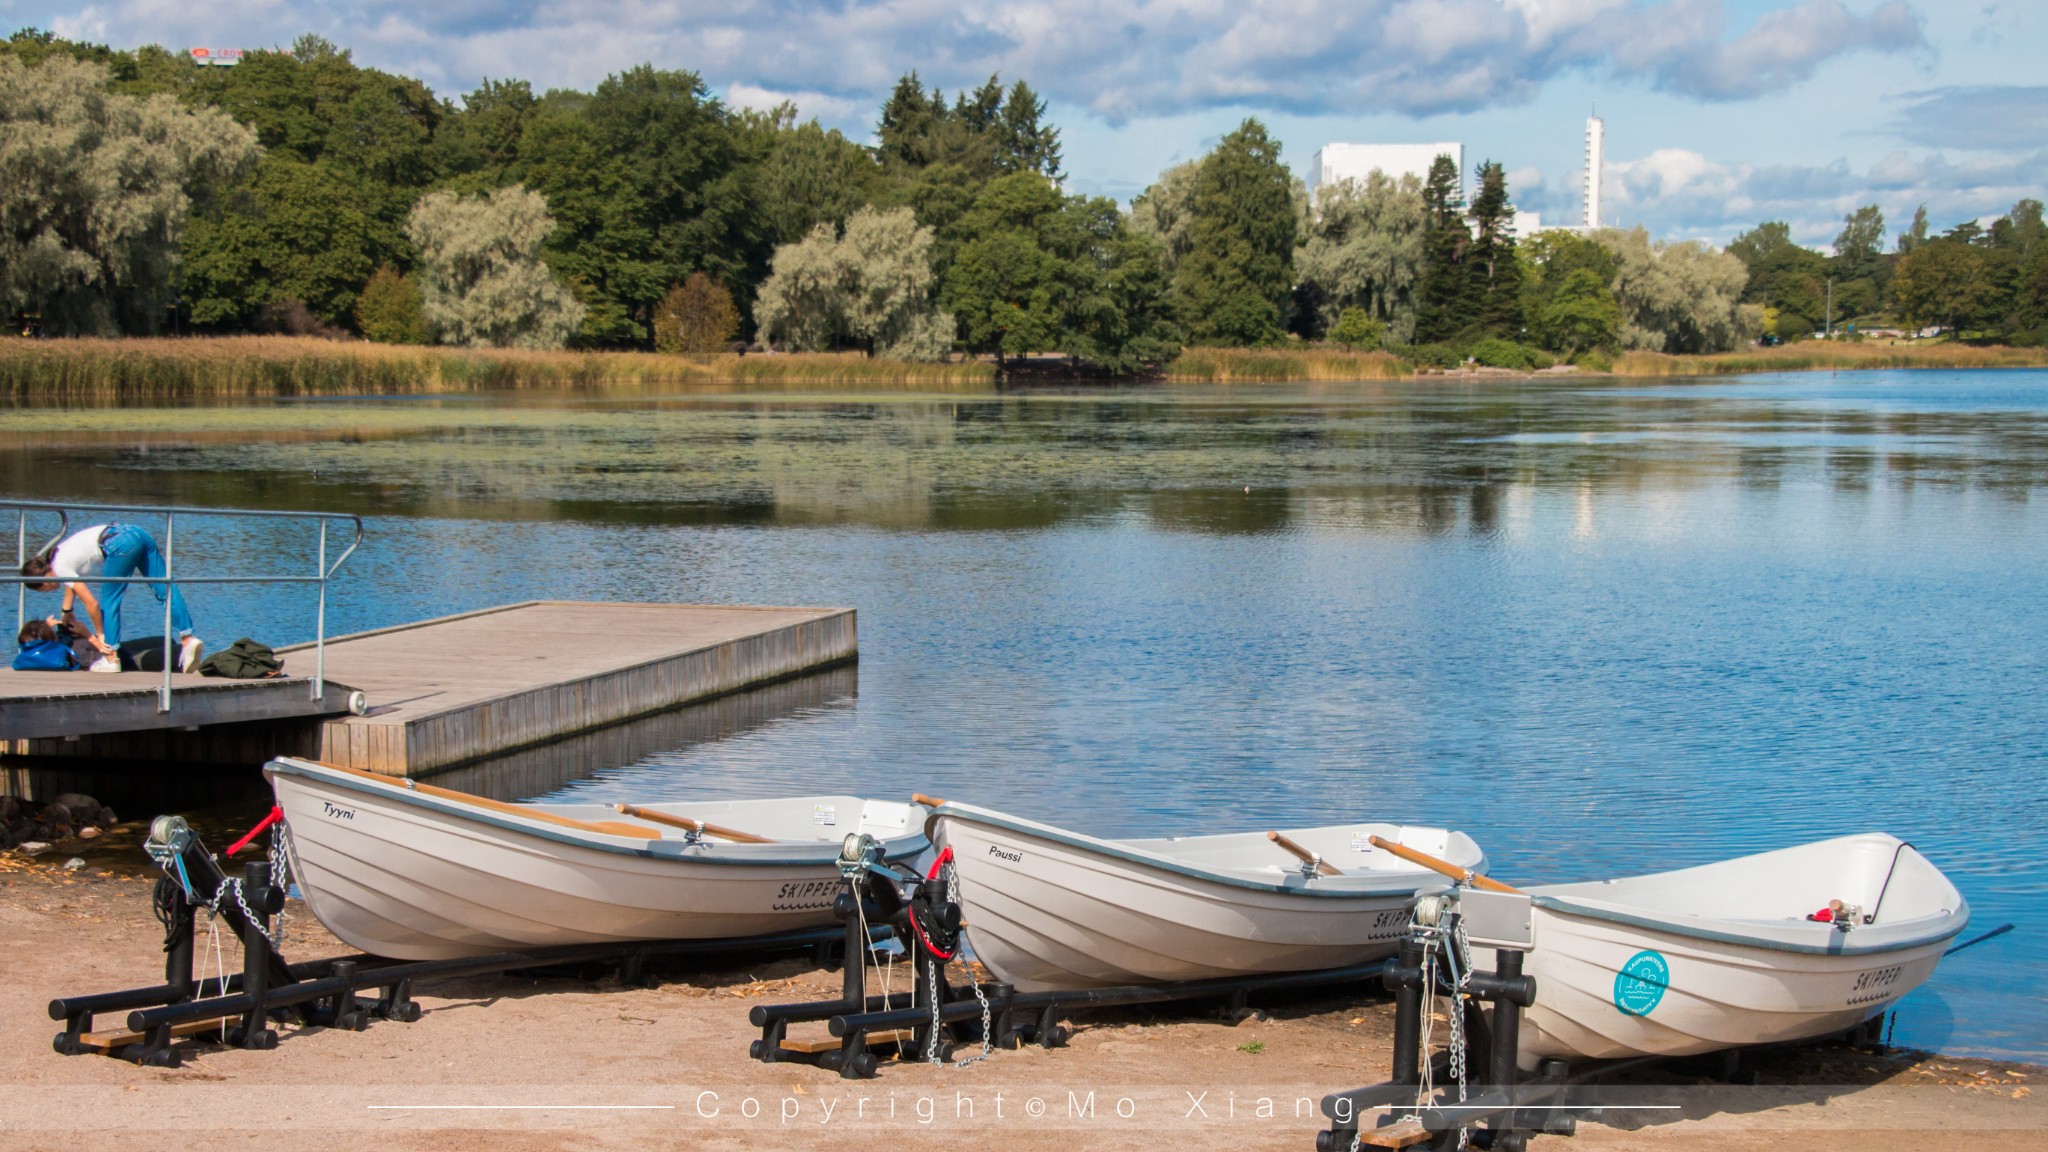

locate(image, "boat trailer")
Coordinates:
49 815 867 1068
1313 889 1892 1151
750 836 1388 1079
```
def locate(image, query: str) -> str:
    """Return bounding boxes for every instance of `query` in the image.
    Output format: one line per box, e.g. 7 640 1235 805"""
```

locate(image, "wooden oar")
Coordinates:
613 804 776 844
1368 835 1521 894
911 792 947 808
1267 831 1343 876
310 760 658 840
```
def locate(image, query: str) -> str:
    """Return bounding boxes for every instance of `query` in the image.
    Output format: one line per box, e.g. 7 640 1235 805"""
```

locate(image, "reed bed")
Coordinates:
1163 347 1414 382
0 336 995 402
1611 341 2048 376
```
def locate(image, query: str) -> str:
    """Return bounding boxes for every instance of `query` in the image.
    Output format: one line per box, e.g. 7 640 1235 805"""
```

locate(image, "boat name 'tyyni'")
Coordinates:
321 801 355 821
988 843 1023 863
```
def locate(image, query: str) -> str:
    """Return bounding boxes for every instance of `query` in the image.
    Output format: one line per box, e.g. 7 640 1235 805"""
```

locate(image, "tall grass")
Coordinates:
0 336 994 402
1611 341 2048 376
6 335 2047 401
1164 347 1413 382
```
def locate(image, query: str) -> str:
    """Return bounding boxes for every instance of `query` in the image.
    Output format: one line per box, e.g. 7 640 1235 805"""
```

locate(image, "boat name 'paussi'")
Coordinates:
987 843 1023 863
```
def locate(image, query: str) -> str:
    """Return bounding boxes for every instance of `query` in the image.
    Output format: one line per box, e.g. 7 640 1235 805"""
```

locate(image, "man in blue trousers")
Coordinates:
21 523 204 672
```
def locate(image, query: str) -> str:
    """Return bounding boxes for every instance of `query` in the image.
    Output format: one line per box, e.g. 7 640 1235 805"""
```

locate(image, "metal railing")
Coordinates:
3 501 363 712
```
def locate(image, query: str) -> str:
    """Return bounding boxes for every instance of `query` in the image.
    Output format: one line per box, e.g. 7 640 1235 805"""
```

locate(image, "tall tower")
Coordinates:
1582 116 1605 230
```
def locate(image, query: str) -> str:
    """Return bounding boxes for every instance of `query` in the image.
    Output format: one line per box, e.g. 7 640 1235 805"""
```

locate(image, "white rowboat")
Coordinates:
1468 833 1968 1068
928 800 1487 992
266 756 928 960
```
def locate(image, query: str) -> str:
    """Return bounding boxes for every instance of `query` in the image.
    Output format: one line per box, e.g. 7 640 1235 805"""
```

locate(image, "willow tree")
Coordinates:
406 185 584 349
1594 227 1759 353
1296 171 1426 342
0 56 258 334
754 205 955 360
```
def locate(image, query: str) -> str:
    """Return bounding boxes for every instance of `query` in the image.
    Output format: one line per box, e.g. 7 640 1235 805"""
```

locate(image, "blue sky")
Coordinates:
15 0 2045 251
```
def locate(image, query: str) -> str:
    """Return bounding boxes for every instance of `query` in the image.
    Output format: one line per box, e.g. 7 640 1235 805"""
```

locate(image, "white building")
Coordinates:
1511 210 1542 236
1582 116 1604 230
1311 142 1463 197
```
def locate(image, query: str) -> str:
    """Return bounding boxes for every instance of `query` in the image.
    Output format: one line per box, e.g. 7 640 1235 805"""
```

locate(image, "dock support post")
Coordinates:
236 861 278 1050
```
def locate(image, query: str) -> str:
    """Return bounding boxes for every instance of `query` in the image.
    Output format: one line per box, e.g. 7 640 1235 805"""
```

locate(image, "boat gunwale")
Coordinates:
267 757 930 867
931 802 1480 899
1529 893 1970 957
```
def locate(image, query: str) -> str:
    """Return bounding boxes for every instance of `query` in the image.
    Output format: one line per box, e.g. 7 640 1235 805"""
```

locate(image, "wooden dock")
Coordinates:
0 671 353 741
3 601 856 780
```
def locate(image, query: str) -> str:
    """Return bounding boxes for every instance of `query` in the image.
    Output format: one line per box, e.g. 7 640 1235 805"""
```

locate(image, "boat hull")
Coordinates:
1489 904 1951 1068
269 760 923 960
934 810 1462 992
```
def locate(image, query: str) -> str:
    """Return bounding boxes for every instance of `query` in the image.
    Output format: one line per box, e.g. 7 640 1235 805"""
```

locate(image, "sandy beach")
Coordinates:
1 852 2040 1152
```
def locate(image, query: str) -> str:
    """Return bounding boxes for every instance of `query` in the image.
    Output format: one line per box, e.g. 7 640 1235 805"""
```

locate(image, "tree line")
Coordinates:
4 28 2042 370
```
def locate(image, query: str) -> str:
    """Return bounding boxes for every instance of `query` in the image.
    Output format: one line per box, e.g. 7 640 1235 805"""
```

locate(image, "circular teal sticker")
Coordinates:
1613 950 1670 1017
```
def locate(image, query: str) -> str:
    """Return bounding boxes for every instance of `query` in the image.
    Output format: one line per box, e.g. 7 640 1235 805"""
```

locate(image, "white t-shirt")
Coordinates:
48 525 110 581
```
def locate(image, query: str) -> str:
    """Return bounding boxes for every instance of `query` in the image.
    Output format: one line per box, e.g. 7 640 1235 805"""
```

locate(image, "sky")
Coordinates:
14 0 2047 252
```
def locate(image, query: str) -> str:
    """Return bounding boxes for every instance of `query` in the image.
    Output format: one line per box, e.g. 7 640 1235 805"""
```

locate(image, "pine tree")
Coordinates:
1465 161 1522 337
1413 154 1468 344
1172 119 1296 346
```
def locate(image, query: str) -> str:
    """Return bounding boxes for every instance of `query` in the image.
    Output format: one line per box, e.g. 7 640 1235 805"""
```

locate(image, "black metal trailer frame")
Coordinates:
749 854 1390 1079
49 822 864 1068
1314 929 1892 1151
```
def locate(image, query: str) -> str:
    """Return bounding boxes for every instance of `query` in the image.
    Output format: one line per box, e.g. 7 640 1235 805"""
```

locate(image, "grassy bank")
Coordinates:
0 336 995 401
1611 341 2048 376
1162 346 1413 382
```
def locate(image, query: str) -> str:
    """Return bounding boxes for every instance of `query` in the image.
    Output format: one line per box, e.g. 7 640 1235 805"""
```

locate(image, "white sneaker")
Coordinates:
88 655 120 673
178 636 204 673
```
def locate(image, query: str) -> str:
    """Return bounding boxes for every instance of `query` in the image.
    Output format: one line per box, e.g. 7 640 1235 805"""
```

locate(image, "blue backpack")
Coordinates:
12 639 79 671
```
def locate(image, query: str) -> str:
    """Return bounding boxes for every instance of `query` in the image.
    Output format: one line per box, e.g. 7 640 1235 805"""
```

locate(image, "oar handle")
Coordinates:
614 804 775 845
1267 831 1343 876
911 793 947 809
1368 835 1520 894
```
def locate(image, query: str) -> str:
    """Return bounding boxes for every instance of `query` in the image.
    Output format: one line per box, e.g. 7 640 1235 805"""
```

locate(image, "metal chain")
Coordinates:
948 860 993 1067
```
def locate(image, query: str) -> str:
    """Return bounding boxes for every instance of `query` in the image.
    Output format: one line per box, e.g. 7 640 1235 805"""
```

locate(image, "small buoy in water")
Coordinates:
1244 485 1251 493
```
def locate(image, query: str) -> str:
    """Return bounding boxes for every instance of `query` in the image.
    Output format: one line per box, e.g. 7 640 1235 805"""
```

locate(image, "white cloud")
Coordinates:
1598 146 2048 247
8 0 1929 120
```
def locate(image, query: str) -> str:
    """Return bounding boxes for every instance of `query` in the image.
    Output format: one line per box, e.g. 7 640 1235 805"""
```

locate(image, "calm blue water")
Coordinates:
4 368 2043 1060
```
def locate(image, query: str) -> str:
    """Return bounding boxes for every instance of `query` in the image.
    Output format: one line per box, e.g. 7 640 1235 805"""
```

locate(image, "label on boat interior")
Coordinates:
1613 950 1670 1017
1349 835 1374 853
812 806 836 826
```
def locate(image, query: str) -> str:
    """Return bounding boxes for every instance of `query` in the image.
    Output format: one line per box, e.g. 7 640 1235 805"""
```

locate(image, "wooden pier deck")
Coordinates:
3 601 856 780
0 671 352 742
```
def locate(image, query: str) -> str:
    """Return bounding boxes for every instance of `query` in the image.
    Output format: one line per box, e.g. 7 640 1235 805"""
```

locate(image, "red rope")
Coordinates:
908 847 957 960
226 805 282 857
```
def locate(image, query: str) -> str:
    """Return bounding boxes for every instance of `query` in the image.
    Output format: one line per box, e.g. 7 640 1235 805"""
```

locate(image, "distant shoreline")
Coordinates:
3 336 2046 401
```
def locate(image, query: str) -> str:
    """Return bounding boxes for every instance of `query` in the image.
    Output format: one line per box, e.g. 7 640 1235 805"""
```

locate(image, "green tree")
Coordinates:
756 114 878 247
1728 220 1828 336
0 55 258 334
354 264 426 343
1896 204 1929 254
408 184 584 348
1413 153 1469 343
1328 307 1384 350
1295 171 1426 342
1172 119 1296 346
1892 238 1987 333
1531 268 1620 354
1465 161 1522 336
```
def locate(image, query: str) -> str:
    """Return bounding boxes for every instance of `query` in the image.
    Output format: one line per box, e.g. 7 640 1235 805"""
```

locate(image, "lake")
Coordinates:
2 368 2042 1061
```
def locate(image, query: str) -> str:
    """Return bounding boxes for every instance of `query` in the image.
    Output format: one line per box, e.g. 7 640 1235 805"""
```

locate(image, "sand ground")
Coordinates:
0 853 2040 1152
